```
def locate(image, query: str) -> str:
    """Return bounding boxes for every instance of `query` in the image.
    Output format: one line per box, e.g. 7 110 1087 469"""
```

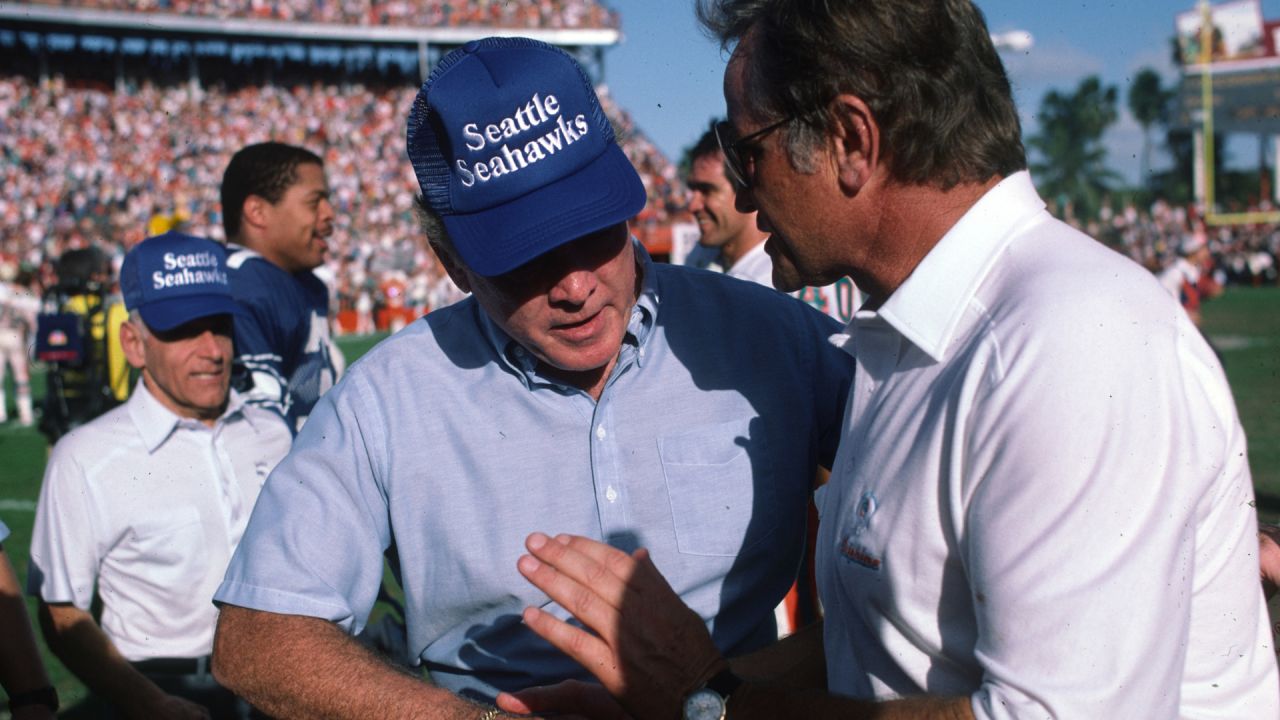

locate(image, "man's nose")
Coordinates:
195 330 228 359
319 198 336 226
547 267 597 306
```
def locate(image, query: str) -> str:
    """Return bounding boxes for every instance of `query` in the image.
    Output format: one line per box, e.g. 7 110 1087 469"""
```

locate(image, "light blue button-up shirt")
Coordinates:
217 247 852 701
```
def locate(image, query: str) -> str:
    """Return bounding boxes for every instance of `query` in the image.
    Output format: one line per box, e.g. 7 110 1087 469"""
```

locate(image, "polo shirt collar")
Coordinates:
869 171 1044 362
479 238 658 385
128 380 250 452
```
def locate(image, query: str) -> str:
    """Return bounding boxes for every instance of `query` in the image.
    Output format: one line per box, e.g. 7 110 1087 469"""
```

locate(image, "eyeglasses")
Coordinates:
714 115 797 190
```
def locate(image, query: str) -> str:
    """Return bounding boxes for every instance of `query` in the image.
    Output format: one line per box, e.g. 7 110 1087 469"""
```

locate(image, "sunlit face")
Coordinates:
452 223 638 397
725 37 843 292
686 152 756 254
122 314 233 425
259 162 334 273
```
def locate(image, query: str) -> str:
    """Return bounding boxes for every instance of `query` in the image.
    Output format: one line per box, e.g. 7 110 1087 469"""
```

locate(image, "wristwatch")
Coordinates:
682 668 742 720
7 685 59 715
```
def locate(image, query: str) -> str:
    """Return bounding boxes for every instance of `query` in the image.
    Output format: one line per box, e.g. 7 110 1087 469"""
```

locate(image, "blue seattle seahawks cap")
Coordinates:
406 37 647 277
120 231 239 332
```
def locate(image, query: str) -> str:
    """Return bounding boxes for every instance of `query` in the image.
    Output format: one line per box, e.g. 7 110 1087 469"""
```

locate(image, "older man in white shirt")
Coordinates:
28 231 292 719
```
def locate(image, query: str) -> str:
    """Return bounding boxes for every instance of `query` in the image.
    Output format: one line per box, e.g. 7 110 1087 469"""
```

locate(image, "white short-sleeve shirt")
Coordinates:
28 381 292 661
819 172 1278 718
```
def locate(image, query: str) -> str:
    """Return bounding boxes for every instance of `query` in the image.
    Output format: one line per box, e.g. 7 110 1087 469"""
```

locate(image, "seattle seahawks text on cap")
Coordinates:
406 36 647 277
120 231 241 332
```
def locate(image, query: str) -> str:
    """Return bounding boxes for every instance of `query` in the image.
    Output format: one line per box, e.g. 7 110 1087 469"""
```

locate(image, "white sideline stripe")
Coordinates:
0 499 37 512
1210 335 1274 351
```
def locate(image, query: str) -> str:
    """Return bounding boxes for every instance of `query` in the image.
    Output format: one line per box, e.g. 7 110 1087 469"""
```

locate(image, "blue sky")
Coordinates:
602 0 1280 185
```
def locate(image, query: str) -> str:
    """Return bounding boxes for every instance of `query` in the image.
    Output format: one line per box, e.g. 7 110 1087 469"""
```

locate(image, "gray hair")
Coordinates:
413 194 460 265
696 0 1026 187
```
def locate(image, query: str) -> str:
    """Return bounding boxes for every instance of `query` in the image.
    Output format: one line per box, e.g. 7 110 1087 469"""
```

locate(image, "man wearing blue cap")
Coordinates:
210 37 850 719
28 231 292 719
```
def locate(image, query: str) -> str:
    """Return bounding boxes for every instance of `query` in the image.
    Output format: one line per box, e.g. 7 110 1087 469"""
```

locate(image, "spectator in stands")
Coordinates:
1 516 57 719
503 2 1278 718
209 37 850 719
14 0 621 29
28 232 292 720
220 141 345 432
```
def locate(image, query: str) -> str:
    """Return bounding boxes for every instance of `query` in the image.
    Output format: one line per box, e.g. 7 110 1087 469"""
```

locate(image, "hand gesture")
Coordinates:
514 533 727 719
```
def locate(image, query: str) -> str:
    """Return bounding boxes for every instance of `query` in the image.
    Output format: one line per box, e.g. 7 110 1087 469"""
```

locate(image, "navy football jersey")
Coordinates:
227 244 344 432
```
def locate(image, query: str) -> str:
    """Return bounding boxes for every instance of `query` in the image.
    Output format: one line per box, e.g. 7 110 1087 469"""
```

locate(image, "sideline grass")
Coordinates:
1 290 1278 714
1201 287 1280 520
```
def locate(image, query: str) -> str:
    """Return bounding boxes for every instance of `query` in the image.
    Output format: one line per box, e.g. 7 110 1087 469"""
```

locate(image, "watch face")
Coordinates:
683 687 726 720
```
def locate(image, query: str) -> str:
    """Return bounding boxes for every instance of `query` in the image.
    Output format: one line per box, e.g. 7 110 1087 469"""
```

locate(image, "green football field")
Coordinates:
1 289 1278 714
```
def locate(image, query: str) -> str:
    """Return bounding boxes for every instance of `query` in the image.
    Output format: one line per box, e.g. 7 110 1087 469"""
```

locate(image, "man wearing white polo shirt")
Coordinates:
28 232 292 719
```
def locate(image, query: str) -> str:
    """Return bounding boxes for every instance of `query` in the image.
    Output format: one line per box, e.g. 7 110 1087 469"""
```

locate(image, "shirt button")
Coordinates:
606 486 618 503
596 425 606 440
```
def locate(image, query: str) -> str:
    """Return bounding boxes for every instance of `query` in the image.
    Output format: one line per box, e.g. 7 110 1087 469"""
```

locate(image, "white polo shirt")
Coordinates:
28 381 292 661
818 172 1278 718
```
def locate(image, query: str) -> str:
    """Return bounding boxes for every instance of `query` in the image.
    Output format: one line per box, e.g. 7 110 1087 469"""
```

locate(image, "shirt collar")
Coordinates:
128 379 249 452
478 238 659 387
857 171 1045 362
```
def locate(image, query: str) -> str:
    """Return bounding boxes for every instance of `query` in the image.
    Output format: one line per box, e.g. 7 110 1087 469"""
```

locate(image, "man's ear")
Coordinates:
827 94 879 194
120 320 146 371
240 195 269 234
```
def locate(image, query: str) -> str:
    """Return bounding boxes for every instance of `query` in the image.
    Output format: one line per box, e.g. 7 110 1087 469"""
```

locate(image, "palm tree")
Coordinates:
1028 76 1122 221
1128 68 1172 188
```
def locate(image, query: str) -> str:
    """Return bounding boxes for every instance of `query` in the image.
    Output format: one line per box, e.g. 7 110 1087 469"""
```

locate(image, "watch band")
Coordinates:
7 685 59 714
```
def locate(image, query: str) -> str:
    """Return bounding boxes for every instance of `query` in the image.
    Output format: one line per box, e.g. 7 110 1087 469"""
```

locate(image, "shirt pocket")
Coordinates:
658 419 776 556
124 507 208 590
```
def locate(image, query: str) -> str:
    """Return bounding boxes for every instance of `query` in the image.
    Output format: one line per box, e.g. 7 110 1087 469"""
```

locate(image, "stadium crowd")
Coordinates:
0 73 683 329
1069 197 1280 287
11 0 620 29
